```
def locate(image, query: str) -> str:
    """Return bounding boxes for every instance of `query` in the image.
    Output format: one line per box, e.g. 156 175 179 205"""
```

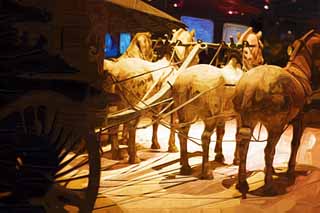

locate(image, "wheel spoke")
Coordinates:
53 184 84 207
0 100 100 212
56 155 88 177
44 108 57 135
55 174 89 184
55 128 74 155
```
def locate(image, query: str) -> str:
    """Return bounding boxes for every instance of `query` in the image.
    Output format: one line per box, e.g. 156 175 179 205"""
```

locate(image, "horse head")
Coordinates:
170 28 199 65
121 32 153 61
238 27 264 71
287 30 320 90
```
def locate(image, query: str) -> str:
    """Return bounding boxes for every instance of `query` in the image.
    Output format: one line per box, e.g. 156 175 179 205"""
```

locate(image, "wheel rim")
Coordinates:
0 104 100 212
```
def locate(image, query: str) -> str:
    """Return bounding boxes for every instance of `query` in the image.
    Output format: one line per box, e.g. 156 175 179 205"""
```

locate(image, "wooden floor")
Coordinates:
93 120 320 213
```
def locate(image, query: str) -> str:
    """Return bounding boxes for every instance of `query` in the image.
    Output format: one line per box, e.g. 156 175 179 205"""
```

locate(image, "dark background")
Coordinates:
143 0 320 66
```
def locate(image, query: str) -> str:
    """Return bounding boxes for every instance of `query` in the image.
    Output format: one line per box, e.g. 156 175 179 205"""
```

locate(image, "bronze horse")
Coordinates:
104 29 198 163
171 27 264 179
118 32 154 61
233 30 320 198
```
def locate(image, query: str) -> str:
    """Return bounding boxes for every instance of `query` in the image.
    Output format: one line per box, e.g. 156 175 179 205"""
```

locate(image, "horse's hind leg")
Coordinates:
287 116 304 183
178 124 191 175
233 118 241 165
263 128 283 195
151 122 161 149
201 121 216 179
214 121 225 163
236 116 255 199
168 111 178 152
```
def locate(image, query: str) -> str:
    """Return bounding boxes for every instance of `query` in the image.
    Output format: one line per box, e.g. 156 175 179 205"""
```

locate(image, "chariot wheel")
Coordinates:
0 91 101 212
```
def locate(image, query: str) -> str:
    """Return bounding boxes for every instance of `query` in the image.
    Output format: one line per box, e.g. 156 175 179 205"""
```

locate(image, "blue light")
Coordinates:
120 33 131 54
181 16 214 42
105 33 119 58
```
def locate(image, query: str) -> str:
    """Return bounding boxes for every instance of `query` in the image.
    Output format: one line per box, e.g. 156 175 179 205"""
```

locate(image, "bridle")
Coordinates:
136 34 153 61
241 34 264 71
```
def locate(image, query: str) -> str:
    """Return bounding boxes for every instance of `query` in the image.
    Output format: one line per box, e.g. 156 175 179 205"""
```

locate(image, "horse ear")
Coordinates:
256 31 262 40
237 32 241 41
259 40 264 48
190 29 195 37
238 27 253 43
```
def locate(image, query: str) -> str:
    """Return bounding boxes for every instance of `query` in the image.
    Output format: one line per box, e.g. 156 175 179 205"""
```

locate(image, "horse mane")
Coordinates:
119 32 153 61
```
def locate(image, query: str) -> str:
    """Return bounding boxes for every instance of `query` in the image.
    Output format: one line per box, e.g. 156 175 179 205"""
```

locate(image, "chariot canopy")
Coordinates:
90 0 186 33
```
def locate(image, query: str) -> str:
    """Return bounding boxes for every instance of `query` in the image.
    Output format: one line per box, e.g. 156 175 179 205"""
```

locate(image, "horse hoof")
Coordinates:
236 181 249 198
286 171 296 185
200 172 214 180
214 154 225 163
129 156 141 164
168 145 179 153
263 184 278 196
180 166 192 175
112 151 123 161
151 143 161 149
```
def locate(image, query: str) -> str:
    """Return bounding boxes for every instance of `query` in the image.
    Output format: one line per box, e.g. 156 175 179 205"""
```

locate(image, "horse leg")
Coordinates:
121 124 129 145
214 121 225 163
287 115 304 183
233 118 241 165
168 111 178 152
151 122 161 149
127 118 141 164
109 125 121 160
201 121 215 179
236 117 255 199
263 129 283 195
178 124 191 175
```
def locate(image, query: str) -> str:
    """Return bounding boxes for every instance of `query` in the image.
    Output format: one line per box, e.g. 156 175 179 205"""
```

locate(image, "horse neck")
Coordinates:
147 57 172 81
221 57 243 84
118 47 142 60
285 50 312 81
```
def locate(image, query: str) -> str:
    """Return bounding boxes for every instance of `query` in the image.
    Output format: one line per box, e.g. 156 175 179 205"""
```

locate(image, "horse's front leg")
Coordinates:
121 124 129 145
214 121 225 163
201 121 215 179
178 124 192 175
168 111 178 152
128 118 141 164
